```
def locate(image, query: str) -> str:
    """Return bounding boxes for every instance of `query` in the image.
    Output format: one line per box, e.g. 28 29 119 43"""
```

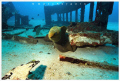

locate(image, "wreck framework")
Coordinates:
44 2 114 31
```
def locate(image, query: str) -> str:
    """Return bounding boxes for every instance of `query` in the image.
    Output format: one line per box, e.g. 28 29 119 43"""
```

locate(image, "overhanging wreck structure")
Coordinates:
44 2 93 25
44 2 114 31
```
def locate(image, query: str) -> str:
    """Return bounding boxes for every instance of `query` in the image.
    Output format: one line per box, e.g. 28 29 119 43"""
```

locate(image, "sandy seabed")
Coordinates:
2 38 119 80
1 21 119 80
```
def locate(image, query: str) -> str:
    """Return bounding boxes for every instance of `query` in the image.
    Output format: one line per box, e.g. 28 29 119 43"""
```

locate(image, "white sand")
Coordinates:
2 38 118 80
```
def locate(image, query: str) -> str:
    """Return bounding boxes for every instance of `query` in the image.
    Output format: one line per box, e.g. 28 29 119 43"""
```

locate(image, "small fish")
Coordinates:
38 14 39 16
12 12 15 15
42 19 44 21
31 17 34 19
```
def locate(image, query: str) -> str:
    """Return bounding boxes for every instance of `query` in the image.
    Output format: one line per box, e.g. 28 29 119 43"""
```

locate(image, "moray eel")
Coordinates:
48 26 76 52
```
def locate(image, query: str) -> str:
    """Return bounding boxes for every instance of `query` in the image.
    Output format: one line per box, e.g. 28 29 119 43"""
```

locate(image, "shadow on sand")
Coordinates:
28 65 47 80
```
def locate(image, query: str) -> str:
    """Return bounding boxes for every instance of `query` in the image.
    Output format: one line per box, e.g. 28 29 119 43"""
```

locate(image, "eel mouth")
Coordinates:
48 32 54 38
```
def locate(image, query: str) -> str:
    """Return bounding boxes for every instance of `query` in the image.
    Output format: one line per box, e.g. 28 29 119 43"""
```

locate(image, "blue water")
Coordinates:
2 1 119 31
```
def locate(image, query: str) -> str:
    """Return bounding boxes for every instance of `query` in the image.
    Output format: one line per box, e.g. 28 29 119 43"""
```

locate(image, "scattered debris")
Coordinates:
32 53 35 55
2 60 40 80
66 72 71 75
39 51 43 53
48 67 51 70
28 35 34 38
10 54 17 57
2 33 38 44
47 53 50 54
13 55 17 57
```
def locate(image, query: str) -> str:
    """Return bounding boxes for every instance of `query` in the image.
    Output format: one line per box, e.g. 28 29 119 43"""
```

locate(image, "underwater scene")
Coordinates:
1 1 119 80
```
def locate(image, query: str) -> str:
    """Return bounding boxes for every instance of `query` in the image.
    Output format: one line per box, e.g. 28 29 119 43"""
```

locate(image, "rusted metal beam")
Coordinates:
95 2 114 31
59 55 118 71
70 11 72 22
80 3 85 22
89 2 94 22
63 13 64 21
66 12 68 22
15 13 21 27
75 9 78 22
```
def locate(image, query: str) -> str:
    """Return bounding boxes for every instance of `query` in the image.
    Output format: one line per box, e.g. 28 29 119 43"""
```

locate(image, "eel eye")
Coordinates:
54 32 57 35
51 32 57 38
